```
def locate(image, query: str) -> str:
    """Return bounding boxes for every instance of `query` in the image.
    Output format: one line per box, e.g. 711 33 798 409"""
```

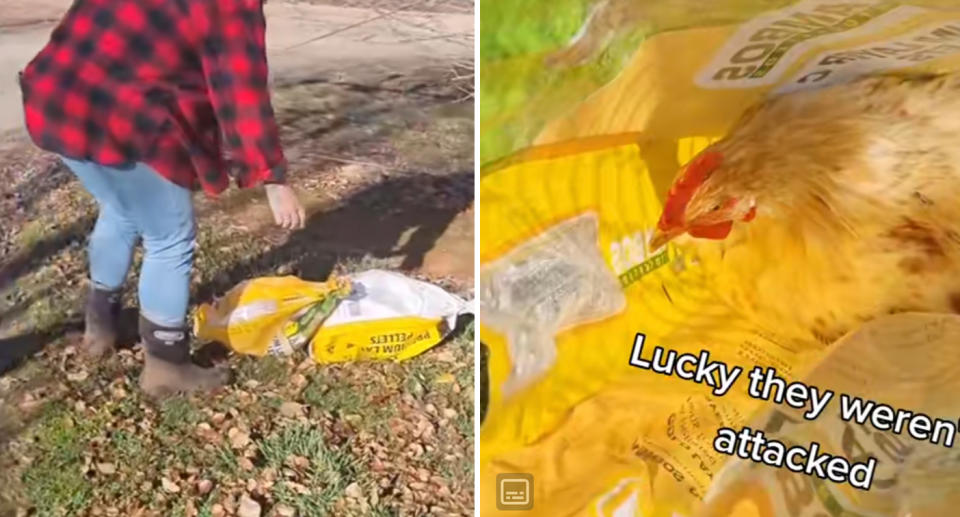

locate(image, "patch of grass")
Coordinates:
392 114 473 172
235 355 288 387
405 357 446 397
258 424 355 515
456 411 473 440
192 224 268 290
264 395 284 410
159 396 202 432
213 445 243 480
196 489 221 517
303 379 363 414
103 390 144 419
170 498 189 517
453 322 475 390
167 439 202 468
109 429 145 460
301 378 326 407
421 446 448 474
20 403 102 516
15 220 48 251
26 296 65 333
303 375 396 434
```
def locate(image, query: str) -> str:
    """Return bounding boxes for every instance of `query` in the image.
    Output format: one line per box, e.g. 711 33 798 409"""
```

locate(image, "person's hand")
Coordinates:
264 183 306 229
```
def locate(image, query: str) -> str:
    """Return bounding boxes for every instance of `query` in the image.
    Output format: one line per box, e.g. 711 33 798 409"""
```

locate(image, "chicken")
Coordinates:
650 72 960 344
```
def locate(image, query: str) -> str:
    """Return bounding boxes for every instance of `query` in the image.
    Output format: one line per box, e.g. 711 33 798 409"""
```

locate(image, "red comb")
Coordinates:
657 151 723 231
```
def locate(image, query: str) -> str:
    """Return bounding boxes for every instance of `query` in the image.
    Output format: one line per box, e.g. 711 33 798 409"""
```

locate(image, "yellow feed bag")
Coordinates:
194 270 469 363
193 276 350 357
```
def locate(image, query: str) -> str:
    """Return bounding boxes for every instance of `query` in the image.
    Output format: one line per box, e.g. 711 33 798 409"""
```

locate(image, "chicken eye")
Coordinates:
711 204 722 212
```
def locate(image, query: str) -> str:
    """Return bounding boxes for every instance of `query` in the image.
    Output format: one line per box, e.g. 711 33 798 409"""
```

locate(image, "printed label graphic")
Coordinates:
610 229 670 288
696 0 927 89
777 21 960 93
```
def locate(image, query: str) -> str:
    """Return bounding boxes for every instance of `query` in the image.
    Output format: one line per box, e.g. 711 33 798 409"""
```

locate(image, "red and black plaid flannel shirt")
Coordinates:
19 0 287 195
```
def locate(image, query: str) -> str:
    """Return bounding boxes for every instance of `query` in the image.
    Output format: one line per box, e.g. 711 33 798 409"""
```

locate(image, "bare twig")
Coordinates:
311 152 391 171
448 57 474 100
283 0 428 50
0 18 60 29
393 32 473 46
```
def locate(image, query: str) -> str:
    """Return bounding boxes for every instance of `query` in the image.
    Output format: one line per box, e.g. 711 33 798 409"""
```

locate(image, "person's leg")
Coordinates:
112 163 194 329
108 163 226 395
61 157 137 356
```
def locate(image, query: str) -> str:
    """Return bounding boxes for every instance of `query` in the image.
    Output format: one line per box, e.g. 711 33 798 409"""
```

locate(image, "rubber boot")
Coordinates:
82 286 121 357
139 315 229 397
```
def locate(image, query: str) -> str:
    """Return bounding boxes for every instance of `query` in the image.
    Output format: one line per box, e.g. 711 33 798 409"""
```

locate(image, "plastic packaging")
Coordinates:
310 270 472 363
479 213 626 396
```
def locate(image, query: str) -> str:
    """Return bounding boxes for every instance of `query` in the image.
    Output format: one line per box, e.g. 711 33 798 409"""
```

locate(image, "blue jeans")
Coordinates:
63 158 196 328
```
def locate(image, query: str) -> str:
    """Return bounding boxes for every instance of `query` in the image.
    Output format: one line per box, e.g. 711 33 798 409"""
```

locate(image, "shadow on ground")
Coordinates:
194 170 473 300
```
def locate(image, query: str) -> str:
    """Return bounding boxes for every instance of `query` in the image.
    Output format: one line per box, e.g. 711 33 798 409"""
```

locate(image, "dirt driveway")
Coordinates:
0 0 473 132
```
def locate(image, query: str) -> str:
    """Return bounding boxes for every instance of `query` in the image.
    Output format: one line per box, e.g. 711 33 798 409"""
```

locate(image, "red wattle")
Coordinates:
689 221 733 240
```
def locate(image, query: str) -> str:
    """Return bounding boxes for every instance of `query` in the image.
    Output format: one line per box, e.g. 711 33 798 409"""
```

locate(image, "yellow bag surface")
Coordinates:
193 276 350 357
194 271 468 363
479 139 830 517
479 2 960 514
698 313 960 517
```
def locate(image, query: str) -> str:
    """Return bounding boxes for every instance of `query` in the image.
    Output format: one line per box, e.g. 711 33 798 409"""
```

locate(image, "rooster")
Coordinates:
650 72 960 344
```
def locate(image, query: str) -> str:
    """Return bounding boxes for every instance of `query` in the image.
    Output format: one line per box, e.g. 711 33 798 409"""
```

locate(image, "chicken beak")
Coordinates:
649 228 680 251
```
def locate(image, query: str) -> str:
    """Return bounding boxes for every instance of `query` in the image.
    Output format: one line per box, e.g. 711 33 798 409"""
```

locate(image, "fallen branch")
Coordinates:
311 152 391 171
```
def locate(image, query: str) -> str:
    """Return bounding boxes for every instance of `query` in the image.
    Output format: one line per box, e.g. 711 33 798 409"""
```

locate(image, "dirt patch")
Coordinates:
0 0 473 133
421 208 475 284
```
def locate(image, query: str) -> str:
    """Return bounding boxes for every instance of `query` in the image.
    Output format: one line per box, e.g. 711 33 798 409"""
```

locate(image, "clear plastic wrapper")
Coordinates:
479 213 626 395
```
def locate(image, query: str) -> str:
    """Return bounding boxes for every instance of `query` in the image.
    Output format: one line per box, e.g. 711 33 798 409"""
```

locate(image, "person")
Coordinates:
18 0 305 396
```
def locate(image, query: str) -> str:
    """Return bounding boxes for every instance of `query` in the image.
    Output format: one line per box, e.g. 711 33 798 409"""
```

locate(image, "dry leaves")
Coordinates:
345 482 364 499
274 504 296 517
237 494 261 517
197 479 214 495
279 401 304 418
161 477 180 494
66 371 89 382
228 427 251 449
